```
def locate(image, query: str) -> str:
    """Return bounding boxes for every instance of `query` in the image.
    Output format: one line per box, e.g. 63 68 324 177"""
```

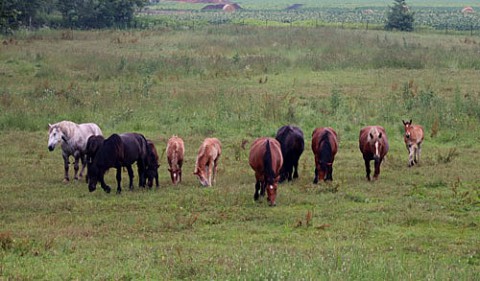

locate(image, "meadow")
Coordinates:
0 24 479 279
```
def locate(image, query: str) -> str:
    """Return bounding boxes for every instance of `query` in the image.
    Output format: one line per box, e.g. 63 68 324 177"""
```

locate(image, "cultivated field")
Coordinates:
1 25 479 279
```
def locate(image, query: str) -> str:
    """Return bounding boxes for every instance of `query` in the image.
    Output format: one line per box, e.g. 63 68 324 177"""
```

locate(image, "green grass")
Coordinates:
0 26 479 279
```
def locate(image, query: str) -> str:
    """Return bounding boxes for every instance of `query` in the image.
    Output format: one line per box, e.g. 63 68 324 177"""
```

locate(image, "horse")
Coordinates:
87 133 152 194
48 120 103 182
359 126 389 181
166 136 184 185
194 138 221 187
146 140 160 188
85 135 105 183
275 125 304 182
311 127 338 183
402 119 424 167
249 137 283 206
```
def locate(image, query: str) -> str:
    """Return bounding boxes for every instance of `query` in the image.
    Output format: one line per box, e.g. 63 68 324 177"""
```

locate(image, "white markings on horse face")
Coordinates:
48 127 63 151
374 141 380 158
269 185 273 190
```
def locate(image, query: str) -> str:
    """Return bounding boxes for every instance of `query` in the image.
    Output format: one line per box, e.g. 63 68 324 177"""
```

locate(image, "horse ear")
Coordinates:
409 119 412 124
402 120 407 126
48 123 52 129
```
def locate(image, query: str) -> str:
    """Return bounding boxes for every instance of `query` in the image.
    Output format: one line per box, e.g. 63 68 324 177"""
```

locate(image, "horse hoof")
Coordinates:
104 186 111 193
63 179 70 184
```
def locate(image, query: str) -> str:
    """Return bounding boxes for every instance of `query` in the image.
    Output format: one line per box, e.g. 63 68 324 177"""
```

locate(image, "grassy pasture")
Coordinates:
0 26 480 279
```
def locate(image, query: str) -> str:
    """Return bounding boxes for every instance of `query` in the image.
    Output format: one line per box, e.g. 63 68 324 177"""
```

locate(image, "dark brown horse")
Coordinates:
359 126 389 181
311 127 338 183
87 133 152 194
85 135 105 183
402 119 424 167
249 137 283 206
275 125 304 182
146 140 159 188
166 136 184 185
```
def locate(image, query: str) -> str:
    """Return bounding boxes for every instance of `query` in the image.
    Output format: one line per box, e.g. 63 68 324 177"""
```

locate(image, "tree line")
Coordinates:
0 0 146 34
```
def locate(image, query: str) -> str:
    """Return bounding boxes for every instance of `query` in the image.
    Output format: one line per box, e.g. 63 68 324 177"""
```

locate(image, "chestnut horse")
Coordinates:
249 137 283 206
166 136 184 185
311 127 338 183
402 119 424 167
275 125 304 182
146 140 160 188
194 138 221 187
359 126 389 181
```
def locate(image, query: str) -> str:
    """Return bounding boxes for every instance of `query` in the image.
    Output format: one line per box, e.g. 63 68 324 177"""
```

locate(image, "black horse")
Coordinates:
275 125 305 182
85 135 105 183
87 133 155 194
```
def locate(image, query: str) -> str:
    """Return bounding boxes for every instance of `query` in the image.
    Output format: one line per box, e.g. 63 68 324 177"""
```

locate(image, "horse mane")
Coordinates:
167 138 181 170
144 138 158 170
194 142 206 173
319 130 333 167
53 121 77 138
94 134 124 169
264 139 275 185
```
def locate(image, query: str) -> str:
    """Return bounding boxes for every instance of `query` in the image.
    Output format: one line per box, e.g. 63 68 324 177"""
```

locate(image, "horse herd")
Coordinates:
47 120 425 206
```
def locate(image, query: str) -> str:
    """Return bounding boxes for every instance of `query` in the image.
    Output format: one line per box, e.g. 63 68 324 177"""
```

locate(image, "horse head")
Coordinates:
266 182 278 206
168 168 181 185
48 124 66 151
193 169 209 187
368 128 384 162
402 119 413 139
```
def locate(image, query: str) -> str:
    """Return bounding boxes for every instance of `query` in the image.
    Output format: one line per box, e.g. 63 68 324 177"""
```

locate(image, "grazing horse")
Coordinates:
48 120 102 182
402 119 424 167
311 127 338 183
85 135 105 183
87 133 152 194
166 136 184 185
146 140 160 188
359 126 389 181
194 138 221 187
275 125 304 182
249 137 283 206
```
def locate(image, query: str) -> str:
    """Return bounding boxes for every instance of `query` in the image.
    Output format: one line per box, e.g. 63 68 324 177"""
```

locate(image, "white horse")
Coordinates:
48 120 103 182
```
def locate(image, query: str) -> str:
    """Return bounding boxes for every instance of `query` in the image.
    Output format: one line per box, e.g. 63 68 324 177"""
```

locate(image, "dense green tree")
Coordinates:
57 0 146 29
0 0 52 33
385 0 414 31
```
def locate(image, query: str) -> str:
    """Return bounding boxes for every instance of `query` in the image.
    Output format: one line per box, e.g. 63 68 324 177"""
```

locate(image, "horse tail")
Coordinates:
264 139 275 185
319 130 333 170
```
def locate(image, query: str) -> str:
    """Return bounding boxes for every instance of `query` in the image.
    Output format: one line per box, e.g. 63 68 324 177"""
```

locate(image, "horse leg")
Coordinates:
373 159 381 180
78 153 87 179
364 158 371 181
313 167 319 184
126 165 134 191
99 174 111 194
254 180 261 201
62 153 70 183
408 145 415 167
212 159 219 186
416 143 421 164
116 167 123 194
260 181 266 198
293 160 299 179
326 165 333 181
137 161 145 188
72 151 81 180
